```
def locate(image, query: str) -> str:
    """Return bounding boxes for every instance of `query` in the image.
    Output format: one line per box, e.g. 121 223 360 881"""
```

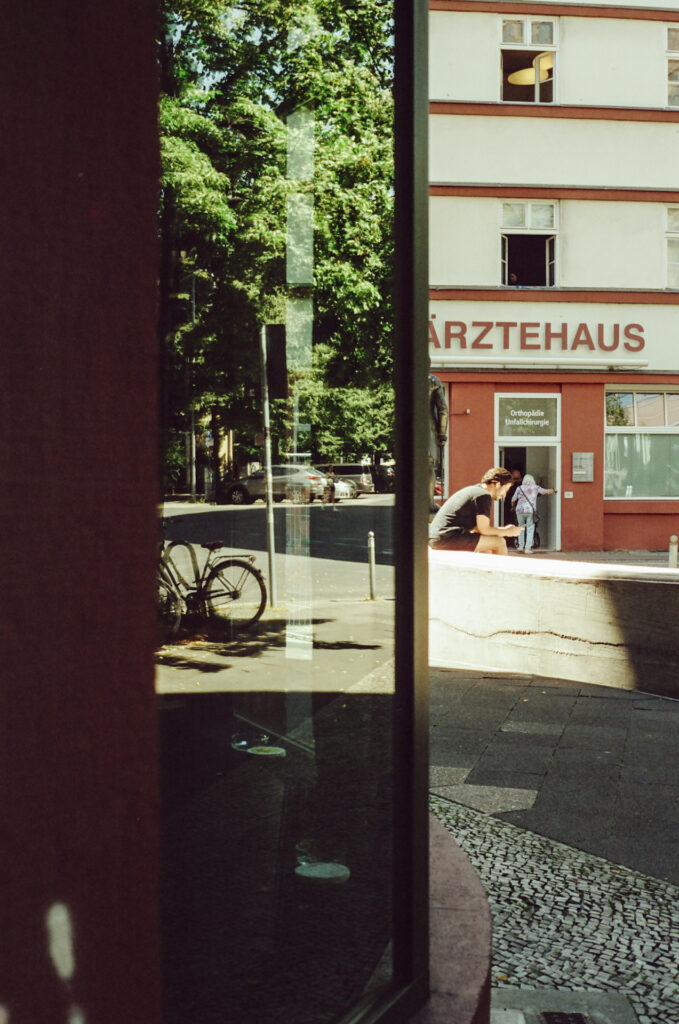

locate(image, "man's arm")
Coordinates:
474 514 523 537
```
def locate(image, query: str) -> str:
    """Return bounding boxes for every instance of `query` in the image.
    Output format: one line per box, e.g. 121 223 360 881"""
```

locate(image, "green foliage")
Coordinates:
605 392 631 426
159 0 395 487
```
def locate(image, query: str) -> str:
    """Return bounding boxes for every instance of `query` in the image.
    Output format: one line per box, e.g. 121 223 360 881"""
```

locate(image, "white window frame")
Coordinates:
667 26 679 108
667 206 679 288
604 388 679 499
499 16 557 105
499 201 558 287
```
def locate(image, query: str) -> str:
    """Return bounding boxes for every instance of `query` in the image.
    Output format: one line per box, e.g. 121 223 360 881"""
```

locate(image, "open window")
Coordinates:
501 18 556 103
501 202 556 286
668 207 679 287
668 27 679 107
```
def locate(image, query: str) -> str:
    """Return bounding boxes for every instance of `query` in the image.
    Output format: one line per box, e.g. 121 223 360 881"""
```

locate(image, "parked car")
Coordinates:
333 479 356 500
225 465 326 505
317 463 375 495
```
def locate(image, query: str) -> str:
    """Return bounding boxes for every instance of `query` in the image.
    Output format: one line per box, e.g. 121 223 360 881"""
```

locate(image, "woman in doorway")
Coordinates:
512 473 557 554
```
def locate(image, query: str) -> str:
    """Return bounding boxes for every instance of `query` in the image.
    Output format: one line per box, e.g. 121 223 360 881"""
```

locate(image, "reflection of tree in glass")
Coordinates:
606 392 632 426
159 0 396 492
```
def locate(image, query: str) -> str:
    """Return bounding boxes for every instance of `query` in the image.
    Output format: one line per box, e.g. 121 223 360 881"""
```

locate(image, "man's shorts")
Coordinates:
429 533 478 552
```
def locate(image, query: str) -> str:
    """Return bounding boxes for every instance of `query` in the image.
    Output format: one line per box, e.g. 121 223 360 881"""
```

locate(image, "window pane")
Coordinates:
503 19 524 43
669 27 679 50
503 202 525 227
666 394 679 426
157 6 399 1022
668 238 679 260
668 262 679 287
531 21 553 45
531 203 554 228
668 208 679 232
669 59 679 82
635 393 665 427
606 393 634 426
605 434 679 497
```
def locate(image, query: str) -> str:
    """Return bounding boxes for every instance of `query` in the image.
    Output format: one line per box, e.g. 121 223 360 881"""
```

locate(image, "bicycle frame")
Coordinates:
159 539 259 612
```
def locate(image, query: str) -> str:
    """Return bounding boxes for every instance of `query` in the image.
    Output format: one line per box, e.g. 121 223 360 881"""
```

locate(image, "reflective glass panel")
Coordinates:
669 60 679 82
668 208 679 232
635 393 665 427
669 28 679 50
531 203 554 229
606 393 634 426
669 239 679 286
157 5 397 1021
503 20 525 44
666 394 679 426
605 434 679 497
503 202 526 227
531 21 554 45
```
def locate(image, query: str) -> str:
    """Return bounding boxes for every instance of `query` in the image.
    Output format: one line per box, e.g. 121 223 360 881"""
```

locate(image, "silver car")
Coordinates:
317 463 375 495
225 464 326 505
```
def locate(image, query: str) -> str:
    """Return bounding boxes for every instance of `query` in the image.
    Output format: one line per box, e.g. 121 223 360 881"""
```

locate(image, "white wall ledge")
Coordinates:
429 550 679 697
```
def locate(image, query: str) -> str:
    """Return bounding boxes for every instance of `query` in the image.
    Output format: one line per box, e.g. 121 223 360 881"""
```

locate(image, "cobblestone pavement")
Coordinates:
431 797 679 1024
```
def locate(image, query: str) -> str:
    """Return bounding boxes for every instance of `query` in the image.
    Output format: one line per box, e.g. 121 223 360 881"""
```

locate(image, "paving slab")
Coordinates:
430 667 679 885
491 986 640 1024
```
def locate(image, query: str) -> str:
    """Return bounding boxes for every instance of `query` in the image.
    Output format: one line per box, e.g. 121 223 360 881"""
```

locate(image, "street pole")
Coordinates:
189 274 197 501
260 325 277 606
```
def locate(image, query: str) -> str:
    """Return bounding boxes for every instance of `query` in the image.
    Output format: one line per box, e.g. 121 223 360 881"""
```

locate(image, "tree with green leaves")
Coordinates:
159 0 395 493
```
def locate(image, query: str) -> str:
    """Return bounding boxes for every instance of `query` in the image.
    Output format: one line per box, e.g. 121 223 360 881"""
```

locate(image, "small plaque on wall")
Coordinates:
572 452 594 482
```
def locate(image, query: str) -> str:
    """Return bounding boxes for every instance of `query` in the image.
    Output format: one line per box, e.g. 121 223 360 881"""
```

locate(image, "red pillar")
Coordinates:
0 3 161 1021
561 382 605 551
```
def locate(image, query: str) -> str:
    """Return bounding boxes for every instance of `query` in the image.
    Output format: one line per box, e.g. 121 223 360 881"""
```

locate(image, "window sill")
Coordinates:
604 499 679 510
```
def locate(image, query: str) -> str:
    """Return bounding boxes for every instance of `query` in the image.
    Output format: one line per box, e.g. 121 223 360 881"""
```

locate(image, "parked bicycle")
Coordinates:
158 528 267 640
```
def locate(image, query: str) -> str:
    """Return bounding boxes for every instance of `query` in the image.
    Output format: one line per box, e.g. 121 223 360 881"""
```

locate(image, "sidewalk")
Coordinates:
515 547 676 569
429 667 679 1024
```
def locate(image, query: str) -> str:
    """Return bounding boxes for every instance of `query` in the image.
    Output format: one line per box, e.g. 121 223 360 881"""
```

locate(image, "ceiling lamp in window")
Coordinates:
507 51 554 86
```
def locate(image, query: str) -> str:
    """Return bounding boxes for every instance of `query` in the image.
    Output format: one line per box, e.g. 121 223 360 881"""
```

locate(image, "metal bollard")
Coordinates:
368 531 376 600
670 535 678 569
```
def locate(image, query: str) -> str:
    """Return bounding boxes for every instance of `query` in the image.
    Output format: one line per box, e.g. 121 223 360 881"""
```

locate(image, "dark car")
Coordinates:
372 462 395 493
225 464 326 505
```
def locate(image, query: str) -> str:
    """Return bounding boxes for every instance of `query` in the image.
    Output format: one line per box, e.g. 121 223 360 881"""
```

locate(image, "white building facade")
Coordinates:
429 0 679 551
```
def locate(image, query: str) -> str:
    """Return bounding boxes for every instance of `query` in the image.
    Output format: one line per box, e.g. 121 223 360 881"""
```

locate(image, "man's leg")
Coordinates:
474 534 508 555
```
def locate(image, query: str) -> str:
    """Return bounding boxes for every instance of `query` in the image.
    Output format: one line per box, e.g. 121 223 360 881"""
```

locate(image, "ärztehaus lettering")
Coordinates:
428 318 645 353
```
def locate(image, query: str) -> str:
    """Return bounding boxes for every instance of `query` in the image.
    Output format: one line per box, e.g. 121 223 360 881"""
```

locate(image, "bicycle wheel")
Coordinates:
158 577 182 641
205 559 267 630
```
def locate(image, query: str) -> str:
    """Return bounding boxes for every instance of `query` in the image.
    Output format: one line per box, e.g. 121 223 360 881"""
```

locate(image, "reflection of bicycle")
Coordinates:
158 534 267 640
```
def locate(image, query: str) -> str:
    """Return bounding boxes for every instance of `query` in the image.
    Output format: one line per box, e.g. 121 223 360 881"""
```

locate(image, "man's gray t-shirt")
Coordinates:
429 484 491 543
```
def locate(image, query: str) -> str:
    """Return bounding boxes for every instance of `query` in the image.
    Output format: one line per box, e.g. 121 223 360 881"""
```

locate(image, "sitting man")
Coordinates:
429 467 524 555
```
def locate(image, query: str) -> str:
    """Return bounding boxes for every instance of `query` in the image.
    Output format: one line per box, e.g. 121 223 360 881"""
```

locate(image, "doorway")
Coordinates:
499 444 561 550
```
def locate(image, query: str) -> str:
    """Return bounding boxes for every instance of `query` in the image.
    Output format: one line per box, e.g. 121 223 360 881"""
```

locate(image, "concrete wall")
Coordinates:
430 115 679 190
429 551 679 698
559 202 665 289
0 3 161 1020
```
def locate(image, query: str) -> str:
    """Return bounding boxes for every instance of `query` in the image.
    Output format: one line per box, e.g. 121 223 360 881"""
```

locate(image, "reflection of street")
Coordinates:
158 497 397 1024
157 501 395 693
161 494 395 565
